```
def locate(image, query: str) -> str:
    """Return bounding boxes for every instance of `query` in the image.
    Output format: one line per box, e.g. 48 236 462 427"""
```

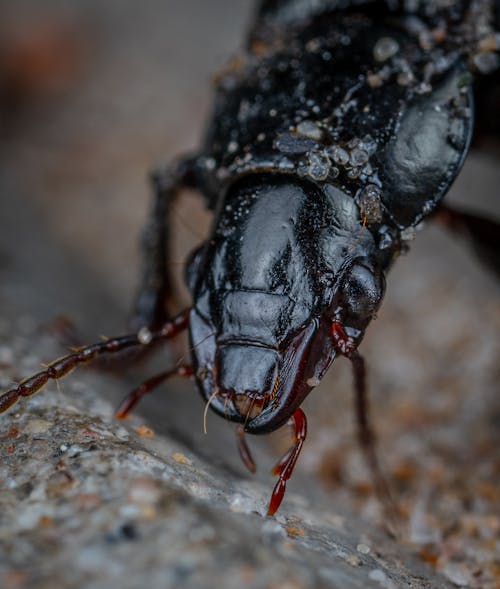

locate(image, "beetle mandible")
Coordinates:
1 0 499 516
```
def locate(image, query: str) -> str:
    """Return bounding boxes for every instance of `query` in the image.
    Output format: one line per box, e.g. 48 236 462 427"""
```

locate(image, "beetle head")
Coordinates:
187 176 385 433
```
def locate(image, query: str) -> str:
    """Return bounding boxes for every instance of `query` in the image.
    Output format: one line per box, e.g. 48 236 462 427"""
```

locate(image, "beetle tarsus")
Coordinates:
267 408 307 516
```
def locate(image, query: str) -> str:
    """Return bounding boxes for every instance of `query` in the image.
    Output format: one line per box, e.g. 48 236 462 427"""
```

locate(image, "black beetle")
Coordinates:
1 0 499 516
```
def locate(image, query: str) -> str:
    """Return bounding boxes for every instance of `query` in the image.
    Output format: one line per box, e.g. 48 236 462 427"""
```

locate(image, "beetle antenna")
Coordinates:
0 310 190 415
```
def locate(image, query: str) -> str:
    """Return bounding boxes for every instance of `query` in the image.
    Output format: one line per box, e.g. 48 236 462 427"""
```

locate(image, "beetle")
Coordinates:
0 0 499 517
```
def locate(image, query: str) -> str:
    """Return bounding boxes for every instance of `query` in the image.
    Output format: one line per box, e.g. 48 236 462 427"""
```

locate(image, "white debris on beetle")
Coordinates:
373 37 399 62
203 157 216 171
377 227 394 250
296 120 323 140
306 152 331 181
415 81 432 94
400 226 417 241
216 167 230 181
367 63 392 89
137 327 153 345
356 184 383 223
477 32 500 53
328 145 349 166
418 29 435 51
361 162 373 176
305 37 321 53
350 147 369 167
367 71 384 88
306 376 321 387
397 69 415 86
472 51 500 74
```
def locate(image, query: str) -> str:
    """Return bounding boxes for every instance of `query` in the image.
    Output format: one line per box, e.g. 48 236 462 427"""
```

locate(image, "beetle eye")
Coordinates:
339 262 385 325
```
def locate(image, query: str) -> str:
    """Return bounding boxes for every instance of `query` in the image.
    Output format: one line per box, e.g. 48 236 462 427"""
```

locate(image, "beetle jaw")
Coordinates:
189 308 337 434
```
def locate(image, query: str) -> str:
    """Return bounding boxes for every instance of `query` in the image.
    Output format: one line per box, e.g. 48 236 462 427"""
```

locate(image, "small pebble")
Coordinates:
172 452 192 465
128 477 162 505
229 493 255 514
135 424 155 437
24 419 51 434
441 563 473 587
0 345 14 366
357 543 371 555
346 554 361 567
368 569 396 589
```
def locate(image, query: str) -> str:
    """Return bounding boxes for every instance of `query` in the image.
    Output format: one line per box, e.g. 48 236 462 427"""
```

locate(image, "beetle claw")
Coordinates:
267 408 307 516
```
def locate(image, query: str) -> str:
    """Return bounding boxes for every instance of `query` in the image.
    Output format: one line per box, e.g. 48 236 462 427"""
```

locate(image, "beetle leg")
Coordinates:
0 310 189 414
433 203 500 278
471 69 500 146
236 424 257 473
130 155 202 332
267 408 307 516
115 364 193 419
350 351 400 534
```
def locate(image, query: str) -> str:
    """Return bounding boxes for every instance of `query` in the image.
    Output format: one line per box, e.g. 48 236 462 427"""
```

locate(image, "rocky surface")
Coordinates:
0 331 456 589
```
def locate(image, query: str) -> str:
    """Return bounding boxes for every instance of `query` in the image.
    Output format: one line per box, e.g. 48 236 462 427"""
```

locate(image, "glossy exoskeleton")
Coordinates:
1 0 499 516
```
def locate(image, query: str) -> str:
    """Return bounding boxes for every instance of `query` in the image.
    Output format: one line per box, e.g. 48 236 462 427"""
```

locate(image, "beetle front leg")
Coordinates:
130 155 202 332
267 408 307 516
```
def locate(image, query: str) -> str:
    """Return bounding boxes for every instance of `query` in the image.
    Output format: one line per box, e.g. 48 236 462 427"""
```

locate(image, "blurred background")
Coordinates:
0 0 499 580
